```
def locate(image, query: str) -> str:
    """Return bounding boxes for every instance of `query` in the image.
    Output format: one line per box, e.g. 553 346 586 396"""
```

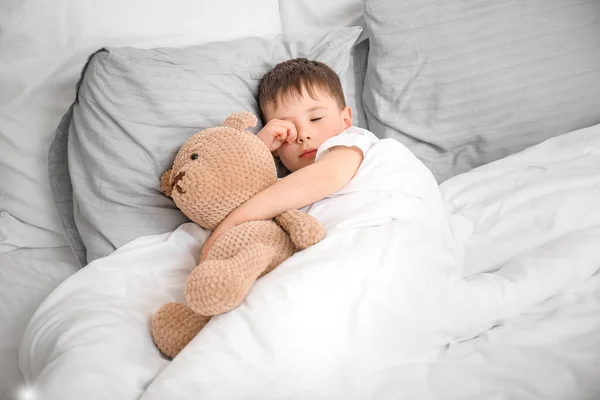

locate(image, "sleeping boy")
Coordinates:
201 58 450 259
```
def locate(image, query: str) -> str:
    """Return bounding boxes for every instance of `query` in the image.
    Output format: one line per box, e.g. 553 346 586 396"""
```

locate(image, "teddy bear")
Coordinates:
151 111 326 358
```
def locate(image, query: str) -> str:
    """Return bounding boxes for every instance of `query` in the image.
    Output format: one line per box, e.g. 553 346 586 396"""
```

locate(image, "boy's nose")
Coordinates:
297 130 311 143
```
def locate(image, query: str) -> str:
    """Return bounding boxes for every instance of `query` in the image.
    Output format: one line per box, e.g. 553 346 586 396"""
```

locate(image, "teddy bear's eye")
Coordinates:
190 153 198 160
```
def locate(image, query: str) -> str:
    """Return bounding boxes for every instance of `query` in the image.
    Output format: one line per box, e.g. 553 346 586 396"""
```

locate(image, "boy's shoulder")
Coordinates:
316 126 379 161
340 126 379 142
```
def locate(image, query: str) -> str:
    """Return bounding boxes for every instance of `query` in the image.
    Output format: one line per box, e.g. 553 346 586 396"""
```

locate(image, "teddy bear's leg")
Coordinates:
185 243 276 316
151 302 211 359
275 210 326 249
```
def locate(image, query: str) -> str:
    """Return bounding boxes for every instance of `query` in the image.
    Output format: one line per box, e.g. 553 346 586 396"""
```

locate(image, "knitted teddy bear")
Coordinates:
151 111 326 358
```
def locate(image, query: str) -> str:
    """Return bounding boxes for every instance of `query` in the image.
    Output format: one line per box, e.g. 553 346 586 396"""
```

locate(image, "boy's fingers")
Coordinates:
286 128 297 143
275 129 287 142
275 119 296 132
284 122 297 143
266 119 297 144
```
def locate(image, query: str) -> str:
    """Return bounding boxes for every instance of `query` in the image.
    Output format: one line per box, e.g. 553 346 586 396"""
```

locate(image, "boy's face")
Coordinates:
262 86 352 172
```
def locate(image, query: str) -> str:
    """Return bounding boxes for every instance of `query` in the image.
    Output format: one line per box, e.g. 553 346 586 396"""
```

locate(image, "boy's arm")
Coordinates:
200 146 363 259
229 145 363 223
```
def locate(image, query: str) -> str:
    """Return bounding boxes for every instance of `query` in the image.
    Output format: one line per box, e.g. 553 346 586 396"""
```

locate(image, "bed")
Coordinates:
0 247 78 400
1 1 599 399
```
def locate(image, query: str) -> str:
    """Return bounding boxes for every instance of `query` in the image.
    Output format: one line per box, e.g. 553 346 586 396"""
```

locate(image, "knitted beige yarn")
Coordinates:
151 111 325 358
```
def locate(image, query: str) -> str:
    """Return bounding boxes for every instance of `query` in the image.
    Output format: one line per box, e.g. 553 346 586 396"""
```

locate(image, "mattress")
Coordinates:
0 247 79 400
17 122 600 399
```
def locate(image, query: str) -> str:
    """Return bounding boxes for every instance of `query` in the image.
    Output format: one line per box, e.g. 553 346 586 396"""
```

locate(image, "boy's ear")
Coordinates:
342 106 353 129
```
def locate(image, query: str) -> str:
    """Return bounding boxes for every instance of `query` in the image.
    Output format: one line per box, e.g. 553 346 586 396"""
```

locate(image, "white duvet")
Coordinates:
19 124 600 400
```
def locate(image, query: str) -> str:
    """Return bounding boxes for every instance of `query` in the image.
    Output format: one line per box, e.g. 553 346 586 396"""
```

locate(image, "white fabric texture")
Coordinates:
0 0 281 252
315 126 377 159
0 247 79 400
18 122 600 399
311 126 448 237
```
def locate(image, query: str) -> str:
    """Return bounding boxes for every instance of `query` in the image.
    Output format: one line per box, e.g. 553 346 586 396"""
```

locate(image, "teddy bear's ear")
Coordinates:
223 111 257 131
160 169 173 197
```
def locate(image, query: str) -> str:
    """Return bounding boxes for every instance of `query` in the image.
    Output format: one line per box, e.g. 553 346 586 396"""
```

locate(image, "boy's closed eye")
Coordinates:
310 117 322 122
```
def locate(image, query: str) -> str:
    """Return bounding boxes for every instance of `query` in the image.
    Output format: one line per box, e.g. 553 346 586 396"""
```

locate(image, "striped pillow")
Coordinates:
363 0 600 182
49 27 362 265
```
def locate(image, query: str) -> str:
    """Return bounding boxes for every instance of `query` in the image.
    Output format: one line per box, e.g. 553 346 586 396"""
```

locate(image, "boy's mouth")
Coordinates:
299 148 317 158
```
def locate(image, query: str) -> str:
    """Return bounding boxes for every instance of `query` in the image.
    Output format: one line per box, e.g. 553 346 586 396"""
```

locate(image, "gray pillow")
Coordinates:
346 34 369 129
362 0 600 182
49 27 362 266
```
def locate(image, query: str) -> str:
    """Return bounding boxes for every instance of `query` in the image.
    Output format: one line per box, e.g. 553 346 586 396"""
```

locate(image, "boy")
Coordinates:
201 58 448 260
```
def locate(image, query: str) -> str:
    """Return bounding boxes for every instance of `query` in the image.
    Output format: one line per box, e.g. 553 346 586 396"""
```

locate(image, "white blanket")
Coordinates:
19 123 600 400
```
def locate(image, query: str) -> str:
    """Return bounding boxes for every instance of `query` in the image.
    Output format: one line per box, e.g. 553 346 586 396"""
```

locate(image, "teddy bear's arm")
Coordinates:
274 210 325 250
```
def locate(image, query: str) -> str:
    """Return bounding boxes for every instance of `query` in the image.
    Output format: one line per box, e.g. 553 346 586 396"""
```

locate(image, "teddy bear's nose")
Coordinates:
171 171 186 194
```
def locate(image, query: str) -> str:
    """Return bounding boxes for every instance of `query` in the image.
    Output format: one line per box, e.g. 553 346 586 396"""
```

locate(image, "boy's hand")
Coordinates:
256 119 298 152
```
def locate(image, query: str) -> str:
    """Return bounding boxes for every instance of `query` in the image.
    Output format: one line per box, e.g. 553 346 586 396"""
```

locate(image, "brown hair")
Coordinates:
258 58 346 119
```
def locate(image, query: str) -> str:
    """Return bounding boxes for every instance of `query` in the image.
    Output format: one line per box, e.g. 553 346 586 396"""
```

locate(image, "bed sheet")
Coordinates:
0 247 79 400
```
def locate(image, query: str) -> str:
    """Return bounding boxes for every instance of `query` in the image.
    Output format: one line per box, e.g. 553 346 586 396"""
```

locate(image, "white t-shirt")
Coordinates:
302 126 449 236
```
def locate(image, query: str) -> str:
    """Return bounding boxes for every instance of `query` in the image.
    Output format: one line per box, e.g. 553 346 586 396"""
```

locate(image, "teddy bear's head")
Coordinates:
161 112 277 230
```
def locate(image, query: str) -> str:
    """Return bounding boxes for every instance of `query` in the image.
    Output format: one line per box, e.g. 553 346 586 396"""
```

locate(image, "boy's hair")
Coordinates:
258 58 346 118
